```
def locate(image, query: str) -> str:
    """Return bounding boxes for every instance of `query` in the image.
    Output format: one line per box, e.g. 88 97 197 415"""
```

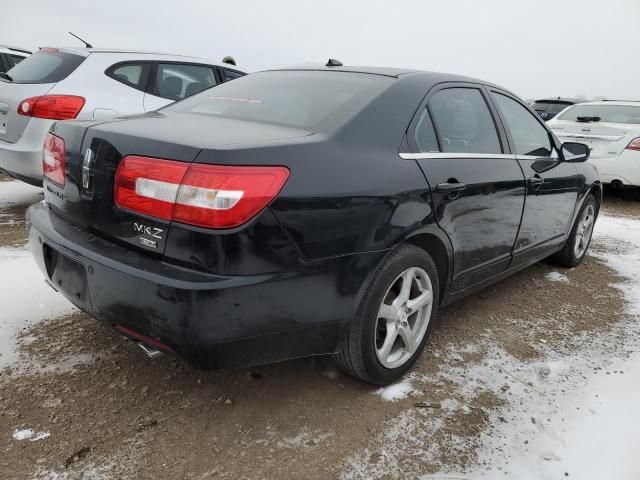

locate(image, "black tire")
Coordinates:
549 194 598 267
334 244 440 385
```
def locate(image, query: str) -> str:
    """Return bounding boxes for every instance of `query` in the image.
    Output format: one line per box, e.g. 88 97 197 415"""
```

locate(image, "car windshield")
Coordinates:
557 104 640 124
163 70 394 131
5 49 86 84
532 102 571 114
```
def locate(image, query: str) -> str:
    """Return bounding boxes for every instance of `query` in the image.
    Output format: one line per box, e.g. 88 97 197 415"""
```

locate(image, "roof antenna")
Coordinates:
326 58 343 67
68 32 93 49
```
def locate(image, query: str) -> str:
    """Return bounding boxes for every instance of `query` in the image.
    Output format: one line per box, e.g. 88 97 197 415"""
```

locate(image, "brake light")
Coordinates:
114 156 289 229
43 133 65 185
18 95 85 120
626 138 640 151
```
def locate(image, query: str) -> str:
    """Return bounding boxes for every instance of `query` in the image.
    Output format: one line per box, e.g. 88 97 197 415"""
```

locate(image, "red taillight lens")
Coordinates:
43 133 65 185
18 95 85 120
114 156 289 229
626 138 640 151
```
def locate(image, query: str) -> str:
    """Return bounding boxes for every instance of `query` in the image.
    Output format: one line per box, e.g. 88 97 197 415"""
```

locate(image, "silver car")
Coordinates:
0 47 245 186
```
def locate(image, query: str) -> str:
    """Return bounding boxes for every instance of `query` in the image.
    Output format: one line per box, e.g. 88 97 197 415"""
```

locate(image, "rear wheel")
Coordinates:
550 194 597 267
334 245 439 385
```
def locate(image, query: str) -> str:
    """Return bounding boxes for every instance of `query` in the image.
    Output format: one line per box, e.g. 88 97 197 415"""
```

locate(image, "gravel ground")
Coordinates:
1 175 638 479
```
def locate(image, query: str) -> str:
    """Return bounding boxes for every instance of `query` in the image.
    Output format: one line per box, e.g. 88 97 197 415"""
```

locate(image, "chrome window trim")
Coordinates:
399 152 518 160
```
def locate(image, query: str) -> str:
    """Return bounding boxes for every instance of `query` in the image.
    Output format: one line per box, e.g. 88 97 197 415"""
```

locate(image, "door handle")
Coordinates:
527 175 544 190
435 182 466 193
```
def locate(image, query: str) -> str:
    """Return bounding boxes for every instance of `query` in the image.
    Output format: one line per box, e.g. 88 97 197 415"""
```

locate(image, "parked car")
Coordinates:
27 62 600 384
548 101 640 187
531 97 578 121
0 47 245 186
0 46 30 73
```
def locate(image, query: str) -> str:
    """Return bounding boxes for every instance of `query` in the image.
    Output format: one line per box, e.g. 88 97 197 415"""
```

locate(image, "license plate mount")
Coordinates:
43 244 90 308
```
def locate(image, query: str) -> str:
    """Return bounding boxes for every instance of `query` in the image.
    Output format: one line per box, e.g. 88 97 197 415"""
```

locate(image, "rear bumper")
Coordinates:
0 118 54 186
589 150 640 186
26 202 375 369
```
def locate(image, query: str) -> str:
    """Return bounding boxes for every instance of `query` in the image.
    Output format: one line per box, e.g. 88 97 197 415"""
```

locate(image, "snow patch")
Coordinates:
278 429 335 448
0 247 76 371
373 376 420 401
13 428 50 441
545 271 569 283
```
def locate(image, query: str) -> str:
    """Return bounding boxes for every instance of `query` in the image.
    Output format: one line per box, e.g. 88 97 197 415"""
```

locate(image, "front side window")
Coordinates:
493 93 552 157
154 63 217 101
428 88 501 154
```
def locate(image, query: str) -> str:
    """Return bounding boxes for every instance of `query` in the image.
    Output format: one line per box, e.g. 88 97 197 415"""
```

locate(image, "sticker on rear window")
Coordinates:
208 96 263 104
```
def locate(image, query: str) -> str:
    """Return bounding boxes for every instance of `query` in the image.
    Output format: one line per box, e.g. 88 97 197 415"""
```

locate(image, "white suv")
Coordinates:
0 47 245 186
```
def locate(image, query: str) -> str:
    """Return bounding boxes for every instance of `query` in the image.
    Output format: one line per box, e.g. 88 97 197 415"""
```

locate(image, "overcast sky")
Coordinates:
2 0 638 100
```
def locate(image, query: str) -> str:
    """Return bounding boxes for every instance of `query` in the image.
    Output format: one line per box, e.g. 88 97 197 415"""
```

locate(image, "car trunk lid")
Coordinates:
0 81 56 142
550 121 639 159
44 112 309 256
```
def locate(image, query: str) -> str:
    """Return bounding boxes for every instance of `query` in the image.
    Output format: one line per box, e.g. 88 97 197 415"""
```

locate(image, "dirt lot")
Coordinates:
1 176 639 479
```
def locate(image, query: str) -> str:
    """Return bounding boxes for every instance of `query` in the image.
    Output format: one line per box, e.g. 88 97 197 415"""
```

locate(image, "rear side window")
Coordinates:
164 70 393 131
153 63 217 101
428 88 502 154
6 50 85 84
492 93 552 157
223 69 245 81
106 62 151 92
414 108 439 152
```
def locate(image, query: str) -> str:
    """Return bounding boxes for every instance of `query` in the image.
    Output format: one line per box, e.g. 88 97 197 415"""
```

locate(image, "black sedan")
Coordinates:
27 62 600 384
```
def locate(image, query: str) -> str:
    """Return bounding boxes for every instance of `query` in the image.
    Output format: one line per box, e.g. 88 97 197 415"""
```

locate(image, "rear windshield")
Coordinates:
557 104 640 124
5 50 85 84
163 70 394 131
532 102 571 114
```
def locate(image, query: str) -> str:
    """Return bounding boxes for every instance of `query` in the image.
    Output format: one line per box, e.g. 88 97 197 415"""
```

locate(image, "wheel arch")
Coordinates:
404 230 452 304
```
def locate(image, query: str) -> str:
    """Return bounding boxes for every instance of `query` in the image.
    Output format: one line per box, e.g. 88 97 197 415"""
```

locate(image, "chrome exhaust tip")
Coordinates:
138 342 164 359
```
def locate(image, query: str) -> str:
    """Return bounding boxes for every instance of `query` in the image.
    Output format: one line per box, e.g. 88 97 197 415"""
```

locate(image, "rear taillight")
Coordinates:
626 138 640 151
43 133 65 186
114 156 289 229
18 95 85 120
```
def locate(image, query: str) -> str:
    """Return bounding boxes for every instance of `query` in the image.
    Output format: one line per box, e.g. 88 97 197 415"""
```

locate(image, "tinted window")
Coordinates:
106 62 150 91
532 102 572 114
5 50 85 84
557 104 640 125
224 69 244 81
164 70 393 131
429 88 501 154
414 108 439 152
154 63 217 101
493 93 552 157
10 54 26 66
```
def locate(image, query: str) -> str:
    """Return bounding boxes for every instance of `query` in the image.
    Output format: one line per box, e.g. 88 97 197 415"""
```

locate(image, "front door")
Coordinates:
489 91 580 265
408 85 526 291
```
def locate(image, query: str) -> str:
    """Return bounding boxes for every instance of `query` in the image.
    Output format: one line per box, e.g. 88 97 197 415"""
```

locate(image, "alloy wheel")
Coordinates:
574 204 595 259
375 267 434 369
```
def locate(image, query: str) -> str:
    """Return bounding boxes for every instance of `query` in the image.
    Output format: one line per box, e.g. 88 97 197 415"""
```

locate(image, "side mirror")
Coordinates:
561 142 590 162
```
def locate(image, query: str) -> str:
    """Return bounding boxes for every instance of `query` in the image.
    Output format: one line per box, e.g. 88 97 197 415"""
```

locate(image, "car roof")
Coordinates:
40 46 234 68
570 101 640 107
267 64 502 85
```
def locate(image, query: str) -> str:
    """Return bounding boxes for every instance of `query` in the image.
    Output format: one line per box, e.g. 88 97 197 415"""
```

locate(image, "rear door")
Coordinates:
489 90 580 264
143 62 219 111
408 84 526 291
